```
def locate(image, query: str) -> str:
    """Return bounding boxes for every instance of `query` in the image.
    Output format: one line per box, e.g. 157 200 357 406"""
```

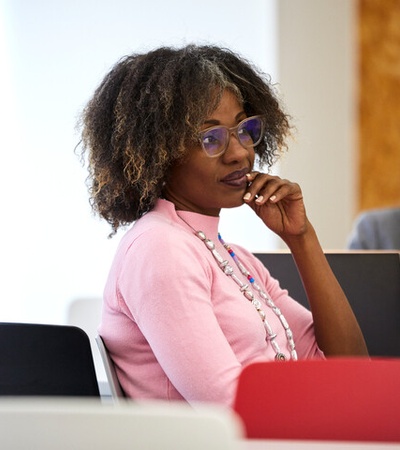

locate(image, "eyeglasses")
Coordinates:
198 115 265 158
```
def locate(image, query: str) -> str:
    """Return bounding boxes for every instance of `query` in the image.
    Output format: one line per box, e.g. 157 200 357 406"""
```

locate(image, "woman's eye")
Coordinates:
203 135 219 145
238 128 252 143
238 127 251 139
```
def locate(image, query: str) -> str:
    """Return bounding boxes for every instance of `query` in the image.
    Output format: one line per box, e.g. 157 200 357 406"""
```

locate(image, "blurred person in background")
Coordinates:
347 207 400 250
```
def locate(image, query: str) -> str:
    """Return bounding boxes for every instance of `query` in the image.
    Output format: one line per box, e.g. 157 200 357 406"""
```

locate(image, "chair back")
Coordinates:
0 322 100 397
254 251 400 356
234 358 400 442
95 335 125 401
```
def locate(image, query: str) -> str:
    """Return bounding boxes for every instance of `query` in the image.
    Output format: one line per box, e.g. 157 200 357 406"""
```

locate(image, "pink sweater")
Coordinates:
99 199 324 406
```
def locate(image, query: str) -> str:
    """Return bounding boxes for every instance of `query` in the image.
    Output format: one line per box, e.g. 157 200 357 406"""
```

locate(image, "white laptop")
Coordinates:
0 398 243 450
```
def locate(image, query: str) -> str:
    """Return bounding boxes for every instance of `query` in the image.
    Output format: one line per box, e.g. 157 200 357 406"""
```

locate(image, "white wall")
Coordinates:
0 0 357 326
277 0 357 250
0 0 277 324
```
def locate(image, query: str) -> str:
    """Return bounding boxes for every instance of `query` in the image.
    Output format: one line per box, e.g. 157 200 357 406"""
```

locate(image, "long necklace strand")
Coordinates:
217 233 297 361
177 214 297 361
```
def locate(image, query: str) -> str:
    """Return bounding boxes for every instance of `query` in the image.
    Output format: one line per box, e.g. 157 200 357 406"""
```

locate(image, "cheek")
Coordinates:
167 160 211 192
186 167 216 193
167 147 221 192
180 153 217 183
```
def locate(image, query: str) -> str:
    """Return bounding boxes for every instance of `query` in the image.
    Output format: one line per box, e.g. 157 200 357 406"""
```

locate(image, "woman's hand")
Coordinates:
243 172 309 241
243 172 369 357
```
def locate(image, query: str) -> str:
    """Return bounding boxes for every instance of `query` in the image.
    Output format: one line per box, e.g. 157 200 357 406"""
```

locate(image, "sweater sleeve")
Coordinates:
117 226 243 406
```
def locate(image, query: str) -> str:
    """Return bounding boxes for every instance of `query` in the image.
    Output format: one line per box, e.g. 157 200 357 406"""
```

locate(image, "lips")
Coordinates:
220 168 249 187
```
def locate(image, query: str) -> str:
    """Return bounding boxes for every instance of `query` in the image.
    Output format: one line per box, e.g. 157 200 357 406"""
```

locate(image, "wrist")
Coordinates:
281 221 318 251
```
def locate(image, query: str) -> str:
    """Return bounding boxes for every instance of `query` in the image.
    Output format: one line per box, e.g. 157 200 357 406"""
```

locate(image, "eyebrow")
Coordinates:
203 111 246 127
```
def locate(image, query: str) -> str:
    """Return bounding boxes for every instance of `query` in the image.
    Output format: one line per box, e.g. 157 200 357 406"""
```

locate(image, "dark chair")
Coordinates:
0 322 100 396
254 251 400 357
234 358 400 442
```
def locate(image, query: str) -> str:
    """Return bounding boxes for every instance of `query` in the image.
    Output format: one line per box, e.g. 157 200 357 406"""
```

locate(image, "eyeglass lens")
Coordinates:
201 116 263 157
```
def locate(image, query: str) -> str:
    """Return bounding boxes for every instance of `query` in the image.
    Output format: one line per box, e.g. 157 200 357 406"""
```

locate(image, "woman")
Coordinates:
80 44 368 406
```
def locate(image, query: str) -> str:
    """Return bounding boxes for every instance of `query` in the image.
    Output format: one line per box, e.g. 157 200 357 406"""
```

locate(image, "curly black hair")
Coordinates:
79 44 291 234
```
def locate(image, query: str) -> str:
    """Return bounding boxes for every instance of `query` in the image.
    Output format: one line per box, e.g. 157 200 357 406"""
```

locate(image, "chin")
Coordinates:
222 198 245 209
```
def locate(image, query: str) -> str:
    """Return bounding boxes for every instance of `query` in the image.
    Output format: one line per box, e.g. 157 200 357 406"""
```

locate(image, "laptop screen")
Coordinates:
254 252 400 357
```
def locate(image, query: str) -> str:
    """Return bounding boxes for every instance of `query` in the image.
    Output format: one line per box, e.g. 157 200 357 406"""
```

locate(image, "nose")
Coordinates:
222 132 250 163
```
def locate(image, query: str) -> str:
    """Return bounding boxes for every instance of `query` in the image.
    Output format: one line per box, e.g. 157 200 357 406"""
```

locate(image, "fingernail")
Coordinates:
243 192 251 200
255 195 264 203
269 195 277 202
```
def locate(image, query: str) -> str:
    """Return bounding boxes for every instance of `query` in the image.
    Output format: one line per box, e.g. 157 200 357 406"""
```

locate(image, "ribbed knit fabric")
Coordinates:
99 199 324 406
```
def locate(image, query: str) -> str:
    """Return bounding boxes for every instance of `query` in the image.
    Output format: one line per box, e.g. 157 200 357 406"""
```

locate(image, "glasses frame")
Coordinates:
198 115 265 158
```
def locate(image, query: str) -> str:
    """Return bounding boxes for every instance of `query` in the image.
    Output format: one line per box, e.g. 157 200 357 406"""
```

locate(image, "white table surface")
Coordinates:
239 439 400 449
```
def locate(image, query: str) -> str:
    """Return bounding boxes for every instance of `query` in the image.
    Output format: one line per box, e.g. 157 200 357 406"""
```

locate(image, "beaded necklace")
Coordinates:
177 214 297 361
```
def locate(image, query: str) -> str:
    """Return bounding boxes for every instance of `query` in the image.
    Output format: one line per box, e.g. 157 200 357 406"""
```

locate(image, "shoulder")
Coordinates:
121 211 200 258
355 208 400 239
114 207 218 280
357 207 400 226
348 207 400 249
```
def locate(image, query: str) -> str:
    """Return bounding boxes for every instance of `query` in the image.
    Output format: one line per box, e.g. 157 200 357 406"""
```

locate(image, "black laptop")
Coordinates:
254 252 400 357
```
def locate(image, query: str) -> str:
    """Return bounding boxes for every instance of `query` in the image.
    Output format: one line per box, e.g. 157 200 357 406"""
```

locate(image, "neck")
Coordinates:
163 194 221 217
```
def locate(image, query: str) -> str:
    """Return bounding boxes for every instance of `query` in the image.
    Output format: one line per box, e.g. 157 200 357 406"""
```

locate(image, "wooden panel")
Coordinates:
358 0 400 211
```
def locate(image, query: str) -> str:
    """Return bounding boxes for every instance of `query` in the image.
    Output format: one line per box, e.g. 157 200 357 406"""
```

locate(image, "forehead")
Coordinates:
208 89 244 118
